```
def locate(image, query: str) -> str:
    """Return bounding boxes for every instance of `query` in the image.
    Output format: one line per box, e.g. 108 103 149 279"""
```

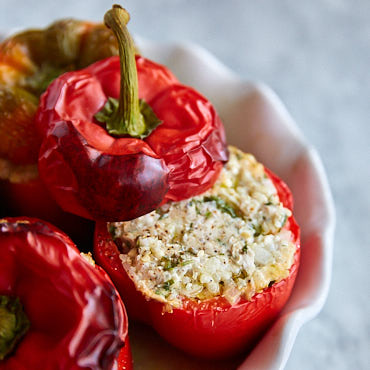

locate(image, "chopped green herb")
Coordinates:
189 199 201 207
232 270 248 281
163 259 173 271
108 224 116 236
264 201 273 206
242 244 248 253
155 209 169 219
171 230 185 244
281 214 288 227
180 260 193 267
238 270 248 279
161 257 178 271
163 279 174 291
189 199 203 215
203 196 239 218
205 210 212 219
253 224 263 236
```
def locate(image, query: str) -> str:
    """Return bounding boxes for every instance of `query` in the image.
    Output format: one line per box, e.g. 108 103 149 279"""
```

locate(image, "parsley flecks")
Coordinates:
155 208 169 220
203 196 239 218
155 279 175 295
180 260 193 267
163 279 174 291
108 224 116 236
239 270 248 279
161 257 178 271
253 224 263 236
189 199 203 215
281 214 288 228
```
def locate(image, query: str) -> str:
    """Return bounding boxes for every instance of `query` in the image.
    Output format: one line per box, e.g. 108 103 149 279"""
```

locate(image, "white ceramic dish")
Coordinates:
0 30 335 369
133 37 335 370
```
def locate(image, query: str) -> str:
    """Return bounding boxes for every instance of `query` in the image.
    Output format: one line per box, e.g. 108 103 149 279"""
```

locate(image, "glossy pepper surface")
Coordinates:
36 5 228 222
0 18 119 239
94 168 300 359
0 217 132 369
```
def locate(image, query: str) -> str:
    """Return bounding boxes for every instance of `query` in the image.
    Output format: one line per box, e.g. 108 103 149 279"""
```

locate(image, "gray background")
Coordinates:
1 0 369 369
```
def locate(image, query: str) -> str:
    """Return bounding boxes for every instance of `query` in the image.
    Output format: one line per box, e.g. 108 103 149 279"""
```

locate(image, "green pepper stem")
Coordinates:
0 295 30 360
103 5 145 136
95 5 162 138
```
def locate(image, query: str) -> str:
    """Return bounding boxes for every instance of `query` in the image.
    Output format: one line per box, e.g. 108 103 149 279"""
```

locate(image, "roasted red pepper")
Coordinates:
36 5 228 222
0 217 132 369
94 169 300 359
0 18 120 241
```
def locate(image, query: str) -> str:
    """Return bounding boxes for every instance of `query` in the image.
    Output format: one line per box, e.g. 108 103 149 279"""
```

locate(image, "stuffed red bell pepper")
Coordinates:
94 146 300 359
0 18 120 242
0 217 132 369
35 5 228 222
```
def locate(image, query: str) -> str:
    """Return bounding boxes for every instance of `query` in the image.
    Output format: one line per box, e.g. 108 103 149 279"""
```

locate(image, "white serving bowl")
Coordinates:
0 30 335 369
134 37 335 370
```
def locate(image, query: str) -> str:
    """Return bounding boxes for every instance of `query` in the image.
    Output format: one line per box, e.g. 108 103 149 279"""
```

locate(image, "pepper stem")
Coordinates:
95 5 161 138
0 295 30 360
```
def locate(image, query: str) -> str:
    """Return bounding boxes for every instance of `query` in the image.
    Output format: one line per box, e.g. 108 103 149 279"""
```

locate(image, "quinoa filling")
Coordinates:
109 146 296 307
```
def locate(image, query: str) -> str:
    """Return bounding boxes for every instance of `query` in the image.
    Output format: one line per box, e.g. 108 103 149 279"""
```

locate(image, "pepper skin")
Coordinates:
0 217 132 369
36 6 228 222
93 168 300 359
0 19 119 240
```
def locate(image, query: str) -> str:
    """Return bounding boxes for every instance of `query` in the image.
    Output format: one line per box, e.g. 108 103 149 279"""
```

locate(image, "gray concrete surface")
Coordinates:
1 1 369 369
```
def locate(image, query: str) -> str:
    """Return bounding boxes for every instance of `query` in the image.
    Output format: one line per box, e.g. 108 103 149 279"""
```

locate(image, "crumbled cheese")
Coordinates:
111 146 296 307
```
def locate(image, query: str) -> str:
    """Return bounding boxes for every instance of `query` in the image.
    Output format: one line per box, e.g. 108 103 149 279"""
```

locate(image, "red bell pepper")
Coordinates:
0 217 132 369
36 5 228 222
0 18 121 243
94 168 300 359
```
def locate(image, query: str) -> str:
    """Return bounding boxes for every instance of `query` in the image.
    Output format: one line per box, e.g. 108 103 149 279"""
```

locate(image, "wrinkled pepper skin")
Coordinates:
0 20 119 238
0 217 132 370
36 55 228 221
94 169 300 359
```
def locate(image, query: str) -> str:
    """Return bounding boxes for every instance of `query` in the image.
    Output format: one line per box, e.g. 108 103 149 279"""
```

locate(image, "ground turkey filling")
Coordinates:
109 146 296 307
